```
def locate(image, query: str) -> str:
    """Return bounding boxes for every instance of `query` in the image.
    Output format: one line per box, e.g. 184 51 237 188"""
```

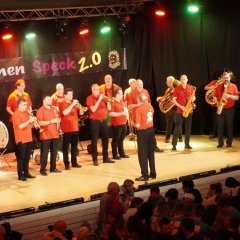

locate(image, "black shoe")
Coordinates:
185 145 193 149
93 160 99 166
172 146 177 151
18 176 27 181
113 155 121 160
65 166 70 170
217 144 224 148
148 174 156 179
40 171 48 176
227 144 232 148
165 139 170 143
135 176 149 181
179 137 183 142
155 146 164 152
72 163 82 168
103 158 115 163
50 169 62 173
24 173 36 178
120 154 129 158
209 135 218 139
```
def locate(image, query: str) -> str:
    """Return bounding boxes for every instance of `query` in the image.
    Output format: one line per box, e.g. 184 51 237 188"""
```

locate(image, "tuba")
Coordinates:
205 78 224 105
158 80 180 113
216 84 228 115
182 86 196 118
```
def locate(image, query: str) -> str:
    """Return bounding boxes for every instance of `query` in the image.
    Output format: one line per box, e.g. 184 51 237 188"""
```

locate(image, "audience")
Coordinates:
41 220 67 240
126 215 145 240
85 233 100 240
184 193 195 216
119 179 135 204
153 217 172 240
225 177 240 196
146 185 165 210
217 197 240 220
165 188 182 214
76 226 90 240
182 180 203 204
211 213 229 232
203 231 219 240
0 225 6 240
181 217 202 240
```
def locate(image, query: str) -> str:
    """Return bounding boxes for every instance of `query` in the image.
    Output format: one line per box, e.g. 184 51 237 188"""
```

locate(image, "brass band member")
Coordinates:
86 84 115 166
213 72 239 148
157 76 182 143
51 83 64 110
59 88 83 170
172 75 196 151
124 78 136 106
99 74 120 98
134 94 156 181
12 99 36 181
108 88 129 160
37 95 61 176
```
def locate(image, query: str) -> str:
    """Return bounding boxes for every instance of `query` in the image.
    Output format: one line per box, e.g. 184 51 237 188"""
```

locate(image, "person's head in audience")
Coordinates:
149 185 161 200
193 204 205 220
203 231 219 240
77 226 90 240
225 177 240 188
209 183 223 197
174 202 185 216
158 217 172 236
157 200 169 215
184 193 195 211
228 216 240 232
107 182 120 197
181 218 196 238
122 179 134 194
107 209 123 226
129 197 144 209
53 220 67 235
217 196 232 213
165 188 179 203
211 213 229 232
0 225 6 240
126 215 145 236
203 204 218 227
85 233 101 240
135 202 154 221
182 180 195 193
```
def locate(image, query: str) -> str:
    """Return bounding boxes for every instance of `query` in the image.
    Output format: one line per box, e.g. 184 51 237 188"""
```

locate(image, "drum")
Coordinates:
0 121 9 149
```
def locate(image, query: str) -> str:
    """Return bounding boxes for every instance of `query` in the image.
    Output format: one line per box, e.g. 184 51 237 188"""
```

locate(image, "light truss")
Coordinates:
0 3 146 22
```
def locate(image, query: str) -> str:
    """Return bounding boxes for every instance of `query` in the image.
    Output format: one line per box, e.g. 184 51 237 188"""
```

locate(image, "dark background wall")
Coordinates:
1 0 240 152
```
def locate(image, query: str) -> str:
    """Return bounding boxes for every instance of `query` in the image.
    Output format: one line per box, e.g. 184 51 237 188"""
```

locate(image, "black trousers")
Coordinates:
165 107 182 140
210 107 218 135
40 138 59 172
90 119 109 161
62 131 78 167
111 124 127 157
172 113 193 146
137 127 156 179
16 141 32 177
217 107 234 146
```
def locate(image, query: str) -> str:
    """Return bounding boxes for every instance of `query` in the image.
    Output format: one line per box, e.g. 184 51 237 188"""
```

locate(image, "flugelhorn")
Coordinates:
29 110 44 132
102 95 114 102
75 101 88 112
54 110 63 135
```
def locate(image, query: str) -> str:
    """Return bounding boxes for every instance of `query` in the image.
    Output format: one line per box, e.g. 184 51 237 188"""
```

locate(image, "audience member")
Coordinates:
76 226 90 240
165 188 182 214
184 193 195 216
182 180 203 204
41 220 67 240
203 204 218 227
217 197 240 220
147 185 165 210
203 231 219 240
225 177 240 197
153 217 172 240
119 179 135 204
230 188 240 212
85 233 100 240
0 225 6 240
181 217 202 240
211 213 229 232
126 215 145 240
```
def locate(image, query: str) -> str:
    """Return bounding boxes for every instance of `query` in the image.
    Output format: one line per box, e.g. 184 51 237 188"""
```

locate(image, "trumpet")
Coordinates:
75 102 88 112
102 95 114 102
29 110 44 132
54 110 63 135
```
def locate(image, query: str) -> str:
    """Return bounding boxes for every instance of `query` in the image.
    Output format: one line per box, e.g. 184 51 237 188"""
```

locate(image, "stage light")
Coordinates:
79 20 89 35
53 18 68 42
119 15 130 35
1 22 13 40
38 197 84 211
187 0 199 13
100 20 110 33
179 170 216 181
25 23 36 39
220 164 240 173
155 1 166 16
0 207 35 220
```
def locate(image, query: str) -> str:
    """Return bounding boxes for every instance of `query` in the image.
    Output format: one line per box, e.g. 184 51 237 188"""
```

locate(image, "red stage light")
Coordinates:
155 10 166 16
2 33 13 40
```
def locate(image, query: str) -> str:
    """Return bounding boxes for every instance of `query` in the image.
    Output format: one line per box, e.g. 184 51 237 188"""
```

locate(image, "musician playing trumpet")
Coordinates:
59 88 83 170
213 72 238 148
37 95 62 176
156 76 182 143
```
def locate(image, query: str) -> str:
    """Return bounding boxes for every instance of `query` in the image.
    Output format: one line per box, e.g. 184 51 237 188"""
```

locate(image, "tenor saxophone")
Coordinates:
182 86 196 118
216 84 228 115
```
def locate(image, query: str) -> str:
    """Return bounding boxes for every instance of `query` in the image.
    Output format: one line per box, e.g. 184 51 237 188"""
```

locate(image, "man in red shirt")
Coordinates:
51 83 65 110
124 78 136 106
134 94 156 181
99 74 120 98
59 88 83 170
37 95 61 176
86 84 115 166
12 99 36 181
109 88 129 159
213 72 239 148
172 75 196 151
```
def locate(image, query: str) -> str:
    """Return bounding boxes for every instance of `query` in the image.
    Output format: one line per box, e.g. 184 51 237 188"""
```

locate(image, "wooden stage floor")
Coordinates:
1 134 240 214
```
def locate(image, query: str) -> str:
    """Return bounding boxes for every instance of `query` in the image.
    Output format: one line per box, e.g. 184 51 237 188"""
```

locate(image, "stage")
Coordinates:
0 134 240 214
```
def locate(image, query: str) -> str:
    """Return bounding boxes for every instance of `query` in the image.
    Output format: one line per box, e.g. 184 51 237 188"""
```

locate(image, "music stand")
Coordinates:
0 121 11 169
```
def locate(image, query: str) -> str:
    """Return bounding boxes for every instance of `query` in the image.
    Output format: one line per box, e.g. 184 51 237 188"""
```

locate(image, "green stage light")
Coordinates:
188 5 199 12
25 32 36 39
25 22 36 39
100 21 110 33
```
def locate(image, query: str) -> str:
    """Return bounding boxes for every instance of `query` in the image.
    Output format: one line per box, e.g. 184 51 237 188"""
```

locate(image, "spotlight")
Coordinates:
187 0 199 12
119 15 130 35
25 22 36 39
155 1 166 16
53 18 68 42
179 170 216 181
100 20 110 33
1 22 13 40
79 20 89 35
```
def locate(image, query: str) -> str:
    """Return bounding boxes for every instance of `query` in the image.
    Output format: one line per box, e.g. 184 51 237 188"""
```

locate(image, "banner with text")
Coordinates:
0 48 127 83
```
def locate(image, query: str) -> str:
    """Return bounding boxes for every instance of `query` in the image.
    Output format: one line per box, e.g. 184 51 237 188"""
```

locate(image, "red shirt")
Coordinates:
109 100 127 126
51 92 65 108
214 83 238 109
128 88 151 105
107 192 125 215
6 90 32 121
124 87 134 103
86 94 107 120
12 109 32 144
173 85 194 113
134 103 154 130
59 100 79 133
36 106 59 140
99 84 120 97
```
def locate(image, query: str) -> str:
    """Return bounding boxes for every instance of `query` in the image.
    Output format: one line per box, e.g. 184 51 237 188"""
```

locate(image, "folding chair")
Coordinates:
0 121 11 169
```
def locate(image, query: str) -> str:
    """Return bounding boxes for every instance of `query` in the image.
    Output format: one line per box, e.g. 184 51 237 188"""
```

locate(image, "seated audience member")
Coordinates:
230 188 240 212
153 217 172 240
217 197 240 220
216 216 240 240
85 233 100 240
123 197 144 225
203 231 219 240
76 226 90 240
225 177 240 196
192 204 210 238
147 185 165 210
165 188 182 214
202 183 223 209
119 179 135 204
184 193 195 217
211 213 229 232
126 215 145 240
229 233 240 240
0 225 6 240
203 204 218 227
41 220 67 240
182 180 203 204
181 218 202 240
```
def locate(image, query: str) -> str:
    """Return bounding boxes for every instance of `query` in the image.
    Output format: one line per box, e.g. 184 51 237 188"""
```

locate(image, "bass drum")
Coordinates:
0 121 9 149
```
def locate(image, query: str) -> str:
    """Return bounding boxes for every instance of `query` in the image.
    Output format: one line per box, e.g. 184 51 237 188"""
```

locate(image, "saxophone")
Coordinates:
205 78 224 105
216 84 228 115
182 86 196 118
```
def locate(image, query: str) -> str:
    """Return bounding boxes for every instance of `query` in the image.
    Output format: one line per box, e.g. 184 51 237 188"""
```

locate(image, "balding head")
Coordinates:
138 94 147 104
107 182 120 196
77 226 90 240
53 220 67 235
56 83 64 95
104 74 113 87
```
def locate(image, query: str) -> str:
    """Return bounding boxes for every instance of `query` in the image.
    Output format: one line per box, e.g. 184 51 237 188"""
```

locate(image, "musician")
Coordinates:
124 78 136 105
51 83 64 110
37 95 61 176
12 99 36 181
128 79 164 153
86 84 115 166
59 88 83 170
99 74 120 98
213 72 239 148
108 88 129 160
172 75 196 151
157 76 182 143
134 94 156 181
